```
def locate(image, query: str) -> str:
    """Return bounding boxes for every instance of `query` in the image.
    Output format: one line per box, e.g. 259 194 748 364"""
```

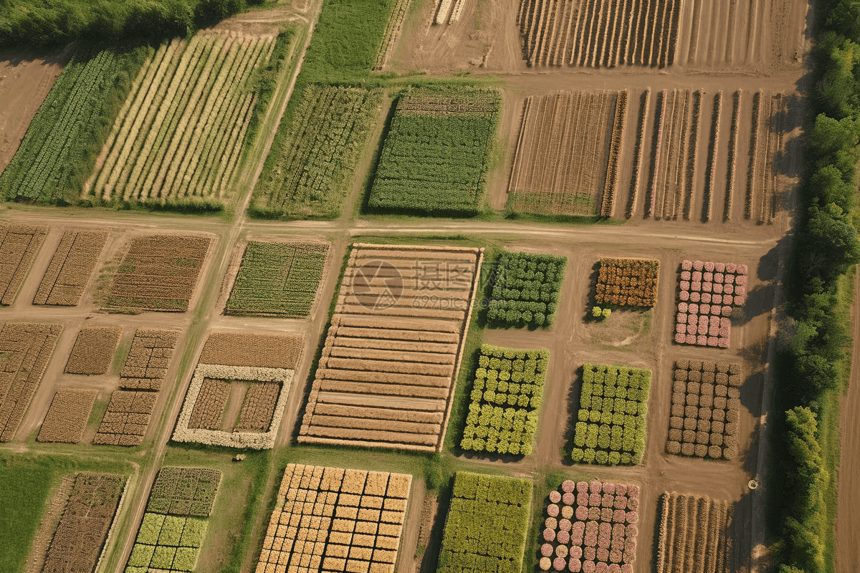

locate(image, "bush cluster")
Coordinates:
595 258 659 308
460 345 549 456
438 472 532 573
570 364 651 466
486 251 567 328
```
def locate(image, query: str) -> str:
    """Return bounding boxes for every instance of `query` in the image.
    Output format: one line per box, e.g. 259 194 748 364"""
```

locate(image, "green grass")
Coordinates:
0 459 54 573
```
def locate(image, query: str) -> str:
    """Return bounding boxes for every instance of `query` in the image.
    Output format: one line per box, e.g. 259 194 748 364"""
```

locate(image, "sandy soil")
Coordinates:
0 49 68 173
835 270 860 573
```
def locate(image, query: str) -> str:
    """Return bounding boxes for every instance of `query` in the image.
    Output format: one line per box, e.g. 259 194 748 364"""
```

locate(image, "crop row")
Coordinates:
703 91 723 222
627 89 651 218
375 0 413 69
34 229 108 306
601 90 629 216
724 91 742 220
655 493 731 573
0 225 48 305
652 89 693 221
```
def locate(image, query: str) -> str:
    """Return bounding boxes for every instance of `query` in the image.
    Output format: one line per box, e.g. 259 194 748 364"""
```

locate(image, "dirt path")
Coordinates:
835 270 860 573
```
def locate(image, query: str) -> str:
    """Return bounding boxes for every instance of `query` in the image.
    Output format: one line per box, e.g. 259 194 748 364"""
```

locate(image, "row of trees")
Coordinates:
776 1 860 571
0 0 263 47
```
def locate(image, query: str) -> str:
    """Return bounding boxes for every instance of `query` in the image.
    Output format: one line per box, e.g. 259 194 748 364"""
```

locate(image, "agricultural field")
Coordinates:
173 331 303 449
104 234 212 312
34 229 108 306
126 467 220 572
119 328 180 391
225 240 330 317
85 31 278 208
438 472 532 573
42 472 126 573
0 224 48 305
486 250 567 327
299 244 483 451
251 85 382 219
367 87 501 216
594 258 659 308
65 326 122 375
674 260 748 348
375 0 413 69
459 344 549 455
0 322 63 442
508 91 626 217
93 390 158 446
655 492 732 572
571 364 651 465
667 359 742 460
539 480 640 571
37 389 97 443
256 463 411 573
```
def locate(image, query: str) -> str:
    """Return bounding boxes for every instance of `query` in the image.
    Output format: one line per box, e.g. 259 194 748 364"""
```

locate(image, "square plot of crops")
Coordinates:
438 472 532 573
508 91 627 217
38 388 97 443
119 328 180 391
571 364 652 466
226 241 330 317
65 326 122 375
146 467 222 517
595 258 660 308
367 88 501 216
539 480 640 572
34 229 108 306
675 260 748 348
666 359 742 460
655 492 732 572
257 463 412 573
486 250 567 328
93 390 157 446
105 234 212 312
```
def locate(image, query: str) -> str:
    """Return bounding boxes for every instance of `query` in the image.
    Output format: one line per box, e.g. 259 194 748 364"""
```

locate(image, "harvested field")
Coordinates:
595 258 659 308
225 241 329 318
299 244 483 452
646 89 695 220
174 331 303 448
654 492 732 572
0 224 48 305
42 473 125 573
146 467 221 517
34 229 108 306
105 234 212 312
508 91 622 217
119 328 180 391
666 359 743 460
256 463 411 573
746 91 785 224
93 390 157 446
0 322 63 442
37 389 97 443
675 260 748 348
375 0 413 69
538 480 641 571
65 326 122 375
518 0 682 68
86 31 277 206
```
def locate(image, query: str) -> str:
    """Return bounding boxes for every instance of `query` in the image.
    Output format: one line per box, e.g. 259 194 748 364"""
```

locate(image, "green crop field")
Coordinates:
486 251 567 328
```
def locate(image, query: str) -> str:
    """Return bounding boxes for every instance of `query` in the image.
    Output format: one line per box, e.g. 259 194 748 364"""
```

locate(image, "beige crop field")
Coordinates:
65 326 122 375
37 388 97 443
0 224 47 305
34 229 108 306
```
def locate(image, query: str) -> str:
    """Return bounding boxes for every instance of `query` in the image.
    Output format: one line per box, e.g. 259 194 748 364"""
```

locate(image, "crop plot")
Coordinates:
65 326 122 375
173 332 303 449
595 258 659 308
438 472 531 573
518 0 682 68
486 250 567 327
0 322 63 442
126 467 220 573
675 260 748 348
93 390 157 446
87 31 278 206
105 234 212 312
655 492 732 572
256 463 412 573
34 229 108 306
252 85 382 219
645 89 697 220
571 364 652 465
375 0 413 69
539 480 640 572
299 244 483 452
746 91 786 223
368 87 501 216
666 359 742 460
459 345 549 456
37 389 97 443
42 473 126 573
226 241 330 317
508 91 624 217
119 328 180 391
0 224 48 305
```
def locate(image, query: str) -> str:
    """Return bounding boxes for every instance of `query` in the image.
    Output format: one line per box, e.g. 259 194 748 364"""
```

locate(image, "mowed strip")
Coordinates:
300 244 483 452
